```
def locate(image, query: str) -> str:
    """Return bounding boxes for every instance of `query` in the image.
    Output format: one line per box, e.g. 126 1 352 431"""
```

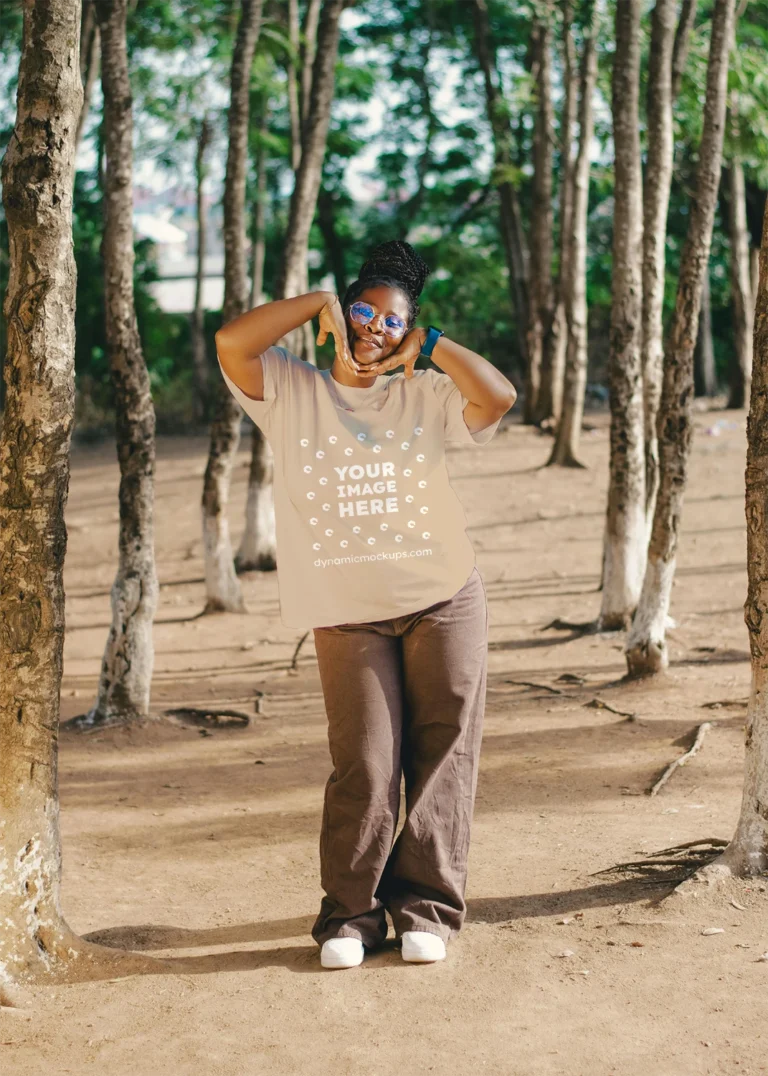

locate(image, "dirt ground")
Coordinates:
3 406 768 1076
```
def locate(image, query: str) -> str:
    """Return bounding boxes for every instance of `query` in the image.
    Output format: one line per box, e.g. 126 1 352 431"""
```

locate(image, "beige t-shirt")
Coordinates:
218 346 501 629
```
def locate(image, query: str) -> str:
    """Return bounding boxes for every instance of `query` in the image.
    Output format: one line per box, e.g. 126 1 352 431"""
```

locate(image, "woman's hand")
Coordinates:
363 327 427 380
316 296 360 377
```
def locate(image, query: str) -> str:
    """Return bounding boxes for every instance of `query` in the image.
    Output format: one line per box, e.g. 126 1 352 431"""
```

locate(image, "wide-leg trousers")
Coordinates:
311 565 488 948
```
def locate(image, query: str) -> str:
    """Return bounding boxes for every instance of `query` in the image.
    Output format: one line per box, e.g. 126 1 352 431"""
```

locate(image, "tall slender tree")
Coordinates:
202 0 264 612
695 265 718 395
599 0 646 630
698 189 768 879
74 0 100 152
0 0 84 1000
192 112 213 423
528 4 556 426
540 0 577 432
274 0 347 321
548 0 598 468
236 0 346 573
84 0 159 726
0 0 151 999
249 101 270 310
727 116 754 409
625 0 735 676
471 0 530 380
642 0 695 533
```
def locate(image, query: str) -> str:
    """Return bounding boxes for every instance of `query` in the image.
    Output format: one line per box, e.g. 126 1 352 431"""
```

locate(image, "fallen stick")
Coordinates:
540 617 597 634
584 698 637 719
291 631 311 671
505 679 564 695
648 722 714 796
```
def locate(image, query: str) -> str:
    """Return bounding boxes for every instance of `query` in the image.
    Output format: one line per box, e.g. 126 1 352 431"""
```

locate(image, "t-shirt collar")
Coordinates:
322 367 390 411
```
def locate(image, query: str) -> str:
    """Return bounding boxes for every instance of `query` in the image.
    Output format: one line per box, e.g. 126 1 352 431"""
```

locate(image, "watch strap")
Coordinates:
418 325 444 361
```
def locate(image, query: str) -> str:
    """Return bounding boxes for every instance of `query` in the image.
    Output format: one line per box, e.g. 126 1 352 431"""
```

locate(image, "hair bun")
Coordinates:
358 239 431 300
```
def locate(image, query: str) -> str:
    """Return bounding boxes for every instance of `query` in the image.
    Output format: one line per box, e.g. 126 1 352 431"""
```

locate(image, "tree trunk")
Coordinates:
642 0 679 538
727 155 754 409
317 185 348 299
625 0 734 676
249 104 270 309
599 0 646 631
529 9 557 426
702 192 768 877
0 0 85 997
202 0 263 613
694 262 717 395
548 2 598 468
74 0 99 152
0 0 150 995
670 0 698 100
287 0 302 173
191 113 212 424
471 0 530 382
237 0 343 573
542 0 577 433
83 0 159 726
274 0 345 313
299 0 322 139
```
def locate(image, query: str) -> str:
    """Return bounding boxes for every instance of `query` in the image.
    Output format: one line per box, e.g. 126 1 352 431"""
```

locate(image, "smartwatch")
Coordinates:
418 325 445 362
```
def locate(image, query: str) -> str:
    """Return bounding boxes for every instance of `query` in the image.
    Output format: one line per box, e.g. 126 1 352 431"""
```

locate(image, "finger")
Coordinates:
317 328 327 346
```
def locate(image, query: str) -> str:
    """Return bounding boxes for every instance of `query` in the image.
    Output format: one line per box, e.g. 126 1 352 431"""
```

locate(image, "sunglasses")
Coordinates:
348 301 407 338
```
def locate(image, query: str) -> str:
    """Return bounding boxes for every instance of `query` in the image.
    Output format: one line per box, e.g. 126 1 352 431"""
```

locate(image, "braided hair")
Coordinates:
341 239 431 331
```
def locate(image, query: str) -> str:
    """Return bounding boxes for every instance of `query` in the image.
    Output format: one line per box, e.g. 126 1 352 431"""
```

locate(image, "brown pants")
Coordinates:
311 566 488 948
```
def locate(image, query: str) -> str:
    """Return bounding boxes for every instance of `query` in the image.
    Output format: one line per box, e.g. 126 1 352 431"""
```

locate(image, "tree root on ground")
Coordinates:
647 721 713 795
591 839 729 888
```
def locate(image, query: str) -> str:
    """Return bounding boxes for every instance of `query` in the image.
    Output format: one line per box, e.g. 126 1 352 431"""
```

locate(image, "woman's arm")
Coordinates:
366 328 517 434
215 291 335 400
430 335 517 434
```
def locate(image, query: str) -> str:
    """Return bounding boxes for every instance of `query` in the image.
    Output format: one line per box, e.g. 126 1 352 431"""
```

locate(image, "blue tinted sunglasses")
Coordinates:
348 301 407 338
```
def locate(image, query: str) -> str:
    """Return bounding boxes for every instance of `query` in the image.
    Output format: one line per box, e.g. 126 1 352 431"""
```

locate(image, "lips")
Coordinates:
357 334 382 350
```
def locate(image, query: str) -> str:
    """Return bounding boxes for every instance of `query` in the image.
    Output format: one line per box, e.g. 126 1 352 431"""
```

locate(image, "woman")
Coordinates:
216 240 516 969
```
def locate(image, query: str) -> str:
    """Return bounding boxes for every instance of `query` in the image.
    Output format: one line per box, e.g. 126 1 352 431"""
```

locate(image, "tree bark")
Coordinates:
237 0 341 574
85 0 159 726
727 155 753 409
541 0 577 432
599 0 646 631
0 0 84 996
299 0 322 140
317 184 348 299
548 2 598 468
694 263 717 395
670 0 698 100
74 0 99 152
701 192 768 876
471 0 530 382
274 0 345 312
642 0 679 537
528 8 557 426
192 113 212 423
625 0 735 676
249 104 270 310
202 0 263 613
287 0 302 174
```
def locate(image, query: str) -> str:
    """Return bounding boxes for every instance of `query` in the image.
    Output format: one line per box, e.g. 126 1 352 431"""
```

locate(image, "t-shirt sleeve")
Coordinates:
427 368 503 446
216 345 293 437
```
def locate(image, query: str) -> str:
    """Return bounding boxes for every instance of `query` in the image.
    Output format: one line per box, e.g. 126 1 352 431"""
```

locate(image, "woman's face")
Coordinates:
344 285 411 368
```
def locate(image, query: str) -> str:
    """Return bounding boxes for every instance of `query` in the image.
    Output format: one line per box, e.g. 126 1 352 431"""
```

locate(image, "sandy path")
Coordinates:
3 410 768 1076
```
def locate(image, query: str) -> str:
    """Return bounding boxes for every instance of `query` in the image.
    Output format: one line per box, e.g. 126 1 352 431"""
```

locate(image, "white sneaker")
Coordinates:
320 937 365 969
401 931 447 963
